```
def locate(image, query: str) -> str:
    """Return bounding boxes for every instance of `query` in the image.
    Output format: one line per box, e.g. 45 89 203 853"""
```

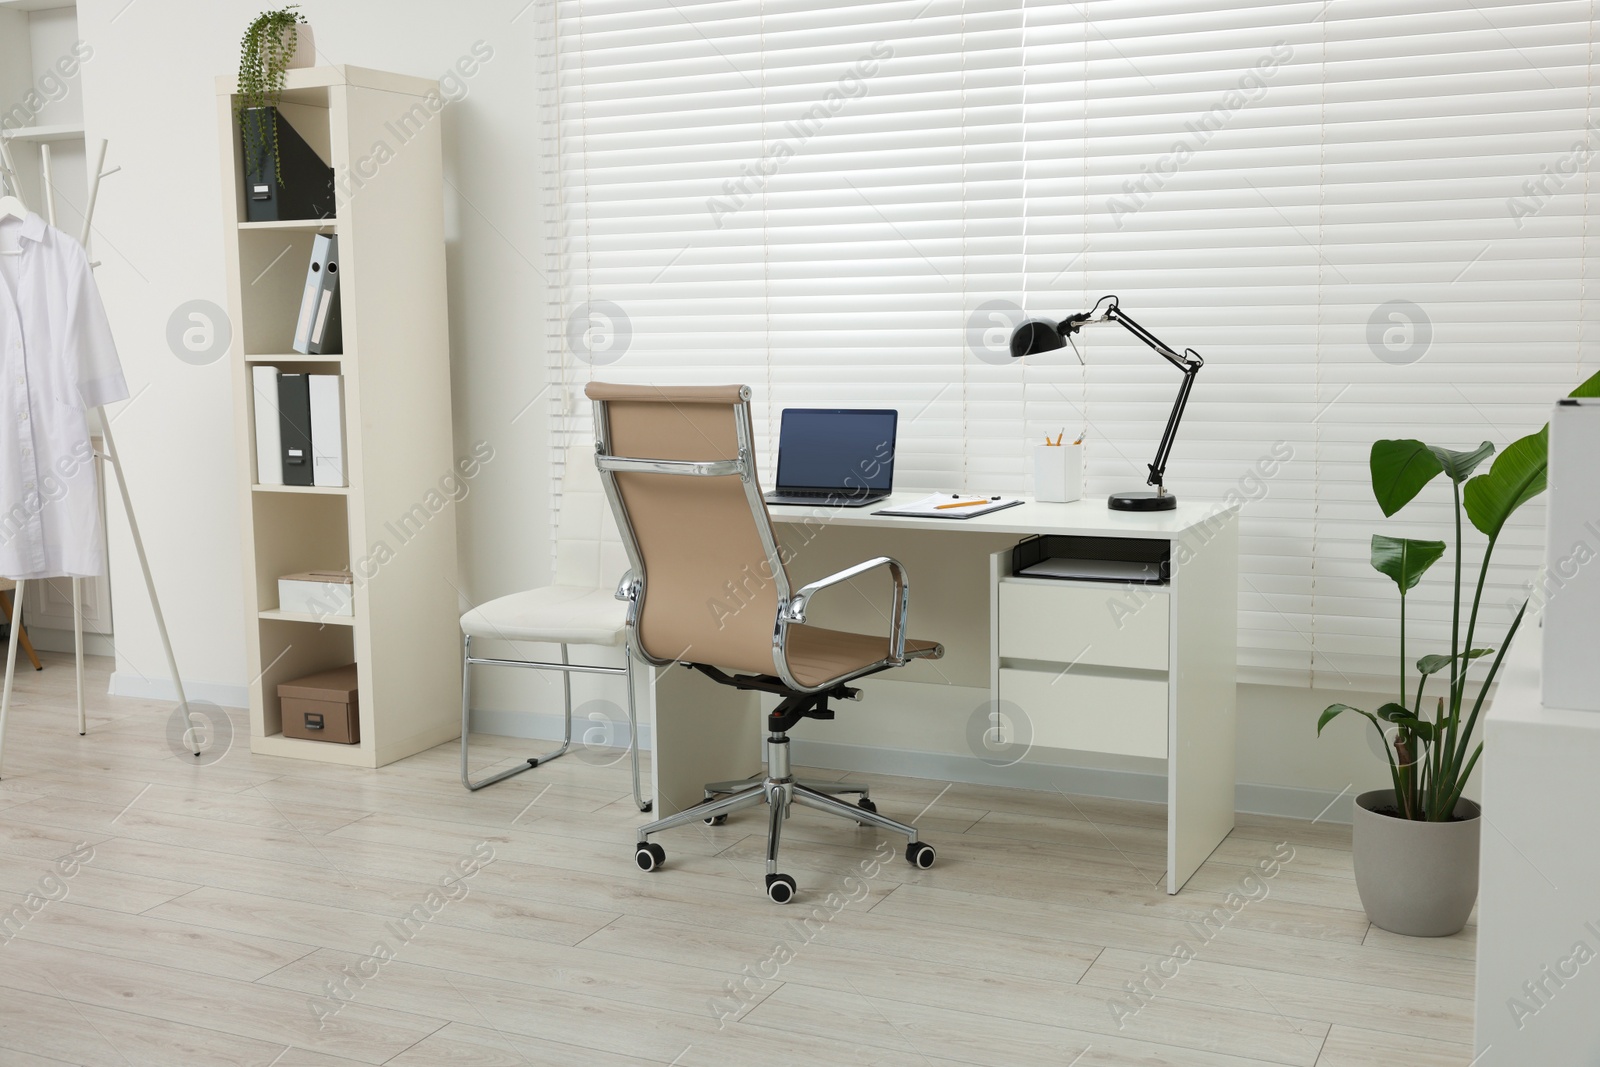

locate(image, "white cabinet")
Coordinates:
987 512 1239 892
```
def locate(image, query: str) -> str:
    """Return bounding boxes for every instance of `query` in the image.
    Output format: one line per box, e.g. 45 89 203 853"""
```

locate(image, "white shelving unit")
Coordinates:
216 66 461 768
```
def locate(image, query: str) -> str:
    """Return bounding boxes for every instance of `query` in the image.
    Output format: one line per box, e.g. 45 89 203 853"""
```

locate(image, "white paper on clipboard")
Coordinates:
872 494 1025 519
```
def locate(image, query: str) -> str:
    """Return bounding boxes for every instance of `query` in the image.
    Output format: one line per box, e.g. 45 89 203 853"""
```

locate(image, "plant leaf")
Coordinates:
1318 703 1368 736
1373 702 1440 741
1375 702 1416 723
1370 535 1447 593
1463 425 1549 539
1416 648 1493 677
1427 442 1496 485
1371 440 1444 517
1572 370 1600 398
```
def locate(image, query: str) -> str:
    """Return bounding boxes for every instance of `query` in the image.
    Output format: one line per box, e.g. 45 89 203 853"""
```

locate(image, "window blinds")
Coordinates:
543 0 1597 691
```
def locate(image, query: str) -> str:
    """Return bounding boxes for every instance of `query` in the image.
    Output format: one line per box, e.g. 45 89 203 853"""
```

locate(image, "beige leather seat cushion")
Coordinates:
785 626 941 689
460 587 627 647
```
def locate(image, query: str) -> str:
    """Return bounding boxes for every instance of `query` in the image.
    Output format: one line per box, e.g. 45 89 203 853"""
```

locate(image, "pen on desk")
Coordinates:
935 496 1001 510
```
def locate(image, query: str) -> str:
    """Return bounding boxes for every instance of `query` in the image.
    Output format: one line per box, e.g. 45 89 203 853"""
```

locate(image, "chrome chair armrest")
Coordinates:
780 556 909 661
597 455 745 478
615 571 640 603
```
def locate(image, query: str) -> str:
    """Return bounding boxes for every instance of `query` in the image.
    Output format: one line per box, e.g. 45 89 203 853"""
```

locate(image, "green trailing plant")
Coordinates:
237 5 307 185
1319 369 1600 821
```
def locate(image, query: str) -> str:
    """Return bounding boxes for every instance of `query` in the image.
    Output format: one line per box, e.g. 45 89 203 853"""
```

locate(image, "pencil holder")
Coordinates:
1033 443 1083 503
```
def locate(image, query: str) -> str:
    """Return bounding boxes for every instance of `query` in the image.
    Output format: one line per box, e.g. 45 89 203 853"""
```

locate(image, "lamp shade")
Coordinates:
1009 319 1065 359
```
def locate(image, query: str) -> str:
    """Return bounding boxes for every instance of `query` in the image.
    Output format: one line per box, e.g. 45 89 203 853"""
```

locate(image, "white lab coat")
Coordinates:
0 212 128 579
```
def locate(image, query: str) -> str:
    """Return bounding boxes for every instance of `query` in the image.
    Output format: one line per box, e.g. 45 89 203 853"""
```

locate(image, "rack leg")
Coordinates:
0 579 26 779
40 143 54 227
98 417 195 755
73 578 85 735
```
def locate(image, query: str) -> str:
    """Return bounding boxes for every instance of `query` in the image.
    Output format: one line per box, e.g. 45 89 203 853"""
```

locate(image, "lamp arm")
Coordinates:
1104 303 1193 372
1148 360 1201 491
1098 298 1205 493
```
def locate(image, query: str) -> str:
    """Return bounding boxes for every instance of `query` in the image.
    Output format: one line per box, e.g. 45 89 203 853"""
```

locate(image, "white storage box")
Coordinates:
278 570 354 617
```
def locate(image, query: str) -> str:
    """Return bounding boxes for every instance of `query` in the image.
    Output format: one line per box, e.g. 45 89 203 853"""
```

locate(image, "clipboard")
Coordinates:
872 494 1026 520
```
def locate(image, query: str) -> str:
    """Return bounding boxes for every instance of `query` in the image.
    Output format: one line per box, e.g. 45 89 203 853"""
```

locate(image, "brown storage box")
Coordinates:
278 664 360 744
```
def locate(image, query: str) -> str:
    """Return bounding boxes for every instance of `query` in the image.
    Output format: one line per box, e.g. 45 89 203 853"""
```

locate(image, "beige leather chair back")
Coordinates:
586 382 784 675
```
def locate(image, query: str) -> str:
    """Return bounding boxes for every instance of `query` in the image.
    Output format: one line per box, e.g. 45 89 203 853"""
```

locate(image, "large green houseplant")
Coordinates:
1319 369 1600 935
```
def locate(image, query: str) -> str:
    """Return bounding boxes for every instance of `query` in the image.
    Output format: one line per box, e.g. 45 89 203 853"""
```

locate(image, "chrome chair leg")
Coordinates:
461 635 584 792
792 784 918 842
801 780 868 797
461 634 540 792
546 643 575 763
765 781 788 876
637 783 765 839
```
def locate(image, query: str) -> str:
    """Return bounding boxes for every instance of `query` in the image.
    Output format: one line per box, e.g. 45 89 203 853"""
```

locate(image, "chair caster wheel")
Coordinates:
635 842 666 871
641 800 653 813
856 797 877 825
765 873 797 904
906 842 936 869
704 813 728 826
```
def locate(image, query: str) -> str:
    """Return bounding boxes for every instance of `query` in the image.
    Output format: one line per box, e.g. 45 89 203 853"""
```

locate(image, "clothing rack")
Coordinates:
0 134 195 776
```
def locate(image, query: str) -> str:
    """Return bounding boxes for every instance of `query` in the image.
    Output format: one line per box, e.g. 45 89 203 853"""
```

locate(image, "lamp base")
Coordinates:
1108 491 1177 512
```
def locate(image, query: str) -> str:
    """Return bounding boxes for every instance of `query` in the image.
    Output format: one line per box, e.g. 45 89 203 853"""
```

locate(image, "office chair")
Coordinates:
587 381 944 904
459 445 649 811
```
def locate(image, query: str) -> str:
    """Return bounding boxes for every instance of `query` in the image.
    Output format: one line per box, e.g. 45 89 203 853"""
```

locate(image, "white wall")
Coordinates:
71 0 1423 819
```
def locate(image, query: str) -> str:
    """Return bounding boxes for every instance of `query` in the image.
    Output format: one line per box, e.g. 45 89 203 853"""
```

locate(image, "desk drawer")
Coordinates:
998 580 1169 671
997 666 1168 759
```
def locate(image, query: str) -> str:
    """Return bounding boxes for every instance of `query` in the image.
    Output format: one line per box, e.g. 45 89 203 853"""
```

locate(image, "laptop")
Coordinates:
763 408 898 508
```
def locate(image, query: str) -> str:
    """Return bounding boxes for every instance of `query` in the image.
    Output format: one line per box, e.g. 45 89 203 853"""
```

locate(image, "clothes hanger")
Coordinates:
0 193 25 256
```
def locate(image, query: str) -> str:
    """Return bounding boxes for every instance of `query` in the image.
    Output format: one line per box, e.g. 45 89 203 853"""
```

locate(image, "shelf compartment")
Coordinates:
236 229 329 355
254 616 357 741
251 492 349 613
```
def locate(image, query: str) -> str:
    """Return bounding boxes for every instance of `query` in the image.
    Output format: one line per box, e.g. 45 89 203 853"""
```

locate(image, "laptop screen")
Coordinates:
775 409 898 492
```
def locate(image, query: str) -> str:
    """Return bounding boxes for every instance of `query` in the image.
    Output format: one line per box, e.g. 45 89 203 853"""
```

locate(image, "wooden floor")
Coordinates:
0 653 1475 1066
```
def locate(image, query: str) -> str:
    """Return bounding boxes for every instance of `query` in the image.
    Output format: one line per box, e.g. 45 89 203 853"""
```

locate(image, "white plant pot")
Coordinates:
284 23 315 69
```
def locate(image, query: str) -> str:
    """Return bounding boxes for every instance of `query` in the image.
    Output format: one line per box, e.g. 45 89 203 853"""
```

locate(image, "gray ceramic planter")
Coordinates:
1352 789 1481 937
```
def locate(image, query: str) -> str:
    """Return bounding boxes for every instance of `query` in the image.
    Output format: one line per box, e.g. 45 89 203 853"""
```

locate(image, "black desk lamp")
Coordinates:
1009 295 1203 512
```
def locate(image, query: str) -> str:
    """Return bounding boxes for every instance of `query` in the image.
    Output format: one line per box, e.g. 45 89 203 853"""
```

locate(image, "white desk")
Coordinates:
644 492 1239 893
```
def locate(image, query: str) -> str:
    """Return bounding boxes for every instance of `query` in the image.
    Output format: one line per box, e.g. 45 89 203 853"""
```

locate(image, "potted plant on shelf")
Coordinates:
237 5 312 184
1320 370 1600 937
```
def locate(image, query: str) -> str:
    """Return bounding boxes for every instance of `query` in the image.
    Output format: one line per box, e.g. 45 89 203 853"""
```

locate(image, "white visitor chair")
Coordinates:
459 446 649 810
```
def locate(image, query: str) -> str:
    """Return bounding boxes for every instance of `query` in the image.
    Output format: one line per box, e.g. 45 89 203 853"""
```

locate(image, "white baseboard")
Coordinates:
108 671 248 710
789 738 1357 824
469 710 1357 824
